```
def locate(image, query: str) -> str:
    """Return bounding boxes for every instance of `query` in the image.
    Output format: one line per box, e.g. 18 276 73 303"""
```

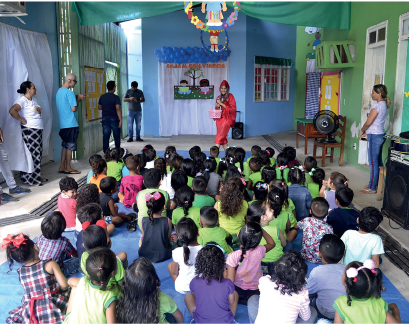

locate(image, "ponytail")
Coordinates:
154 158 167 180
175 186 194 216
175 217 198 266
385 97 391 109
181 239 191 266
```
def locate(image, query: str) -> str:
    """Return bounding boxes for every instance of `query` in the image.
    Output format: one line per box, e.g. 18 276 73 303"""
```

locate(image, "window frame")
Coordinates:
254 63 291 103
367 21 387 49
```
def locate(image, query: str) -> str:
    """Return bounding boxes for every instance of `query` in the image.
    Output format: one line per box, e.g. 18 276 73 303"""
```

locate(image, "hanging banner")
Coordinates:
84 66 105 122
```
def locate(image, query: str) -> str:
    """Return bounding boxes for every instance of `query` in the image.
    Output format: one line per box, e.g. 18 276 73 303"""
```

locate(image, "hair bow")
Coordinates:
346 259 377 282
297 166 305 172
279 165 287 171
145 191 161 201
2 233 27 250
266 150 270 155
240 178 246 186
206 157 210 160
256 183 268 190
309 168 316 176
206 243 225 254
82 220 107 231
344 181 348 185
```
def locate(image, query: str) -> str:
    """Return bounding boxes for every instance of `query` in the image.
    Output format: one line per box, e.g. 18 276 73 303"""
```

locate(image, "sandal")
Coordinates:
359 188 376 194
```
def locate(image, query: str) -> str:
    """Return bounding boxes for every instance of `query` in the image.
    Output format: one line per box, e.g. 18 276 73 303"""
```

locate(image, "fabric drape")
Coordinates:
0 22 53 173
215 93 237 145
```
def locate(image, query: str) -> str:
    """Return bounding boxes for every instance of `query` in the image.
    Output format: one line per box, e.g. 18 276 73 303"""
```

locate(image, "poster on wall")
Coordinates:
84 66 105 122
319 71 341 115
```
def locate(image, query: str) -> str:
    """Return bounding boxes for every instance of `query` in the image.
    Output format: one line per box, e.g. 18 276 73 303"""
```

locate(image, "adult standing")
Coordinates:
124 81 145 142
359 84 390 194
56 73 85 174
9 81 46 186
98 81 122 153
0 126 31 203
214 80 236 151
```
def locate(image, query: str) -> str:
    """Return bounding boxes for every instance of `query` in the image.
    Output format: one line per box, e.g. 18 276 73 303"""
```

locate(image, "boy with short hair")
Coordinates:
341 206 384 268
57 176 78 231
307 234 346 320
210 146 220 172
192 176 215 208
36 211 79 277
246 145 261 163
326 187 359 238
296 197 333 263
86 154 103 183
197 206 232 254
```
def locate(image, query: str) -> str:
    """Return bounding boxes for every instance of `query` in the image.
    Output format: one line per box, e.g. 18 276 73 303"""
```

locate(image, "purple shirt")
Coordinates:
190 277 235 324
324 190 337 210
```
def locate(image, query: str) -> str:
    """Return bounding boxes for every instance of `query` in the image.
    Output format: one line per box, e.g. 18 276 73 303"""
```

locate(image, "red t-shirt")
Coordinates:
57 194 77 229
120 175 144 208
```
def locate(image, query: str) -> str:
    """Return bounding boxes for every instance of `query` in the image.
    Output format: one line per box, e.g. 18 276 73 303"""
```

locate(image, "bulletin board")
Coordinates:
84 66 105 122
319 71 341 115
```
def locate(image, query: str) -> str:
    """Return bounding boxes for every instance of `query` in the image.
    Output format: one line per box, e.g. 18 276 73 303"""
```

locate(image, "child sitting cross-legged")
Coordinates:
185 243 239 324
326 187 359 238
226 222 275 305
192 176 216 208
86 154 103 184
172 185 201 229
139 191 173 263
295 197 334 263
307 234 346 320
118 155 143 212
57 176 78 231
37 212 79 277
4 234 70 324
203 157 222 199
341 206 384 268
117 257 184 324
197 206 233 254
247 251 318 324
105 148 125 187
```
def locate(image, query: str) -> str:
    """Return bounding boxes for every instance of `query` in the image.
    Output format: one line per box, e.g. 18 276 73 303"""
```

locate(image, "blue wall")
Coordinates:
0 2 60 161
245 16 297 137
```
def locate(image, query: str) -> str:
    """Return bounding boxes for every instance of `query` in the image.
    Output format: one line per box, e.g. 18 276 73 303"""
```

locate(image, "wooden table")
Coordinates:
295 118 327 155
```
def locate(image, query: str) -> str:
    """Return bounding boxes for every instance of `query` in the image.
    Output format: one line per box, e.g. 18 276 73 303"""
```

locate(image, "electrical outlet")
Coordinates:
353 143 357 150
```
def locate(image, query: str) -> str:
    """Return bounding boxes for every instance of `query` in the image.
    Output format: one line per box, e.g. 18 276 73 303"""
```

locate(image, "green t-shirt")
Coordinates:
192 195 215 209
158 291 178 324
187 176 194 188
172 206 201 228
333 296 388 324
260 225 284 263
217 200 248 235
249 172 262 186
275 167 289 184
246 156 256 163
235 162 250 181
63 278 117 324
107 161 125 181
283 198 297 227
197 226 233 254
269 157 276 167
215 157 220 173
166 165 171 174
308 182 320 199
137 189 169 227
269 209 289 239
304 172 313 185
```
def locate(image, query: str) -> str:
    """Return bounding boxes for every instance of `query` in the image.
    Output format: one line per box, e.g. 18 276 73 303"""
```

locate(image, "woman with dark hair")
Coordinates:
9 81 45 186
214 80 236 151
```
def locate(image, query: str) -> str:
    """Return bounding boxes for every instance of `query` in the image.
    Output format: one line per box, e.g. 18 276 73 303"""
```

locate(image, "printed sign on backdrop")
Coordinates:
84 66 105 122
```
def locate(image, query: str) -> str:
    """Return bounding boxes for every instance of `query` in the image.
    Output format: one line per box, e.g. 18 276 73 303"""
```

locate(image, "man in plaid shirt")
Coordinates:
36 212 79 277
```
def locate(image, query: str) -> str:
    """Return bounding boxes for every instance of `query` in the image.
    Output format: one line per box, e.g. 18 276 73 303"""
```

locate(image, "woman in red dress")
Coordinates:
214 80 236 150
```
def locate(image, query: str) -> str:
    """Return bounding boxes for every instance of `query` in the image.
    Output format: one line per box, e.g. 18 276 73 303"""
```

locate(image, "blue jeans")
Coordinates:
62 257 80 277
367 133 385 191
128 111 142 139
102 118 121 153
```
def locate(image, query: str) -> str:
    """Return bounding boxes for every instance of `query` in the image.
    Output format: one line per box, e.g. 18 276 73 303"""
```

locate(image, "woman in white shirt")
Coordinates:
9 81 45 186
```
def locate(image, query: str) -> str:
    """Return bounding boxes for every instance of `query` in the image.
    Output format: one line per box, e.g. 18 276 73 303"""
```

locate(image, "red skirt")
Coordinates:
215 117 231 145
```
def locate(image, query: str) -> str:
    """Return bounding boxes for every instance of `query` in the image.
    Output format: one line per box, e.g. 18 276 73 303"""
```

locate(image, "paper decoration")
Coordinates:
154 46 230 64
305 27 322 60
173 68 215 100
84 66 105 122
404 90 409 98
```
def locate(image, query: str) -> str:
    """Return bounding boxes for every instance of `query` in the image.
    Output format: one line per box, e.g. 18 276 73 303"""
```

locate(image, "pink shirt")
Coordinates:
57 194 77 229
226 245 266 290
120 175 144 208
255 276 311 324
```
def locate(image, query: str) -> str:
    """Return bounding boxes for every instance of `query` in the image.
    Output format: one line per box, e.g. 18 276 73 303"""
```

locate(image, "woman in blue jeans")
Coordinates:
360 84 390 194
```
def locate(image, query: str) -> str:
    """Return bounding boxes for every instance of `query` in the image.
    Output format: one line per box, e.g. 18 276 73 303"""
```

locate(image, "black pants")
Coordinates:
235 285 260 306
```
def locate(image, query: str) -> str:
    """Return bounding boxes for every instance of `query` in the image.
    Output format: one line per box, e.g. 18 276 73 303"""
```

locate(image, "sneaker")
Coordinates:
9 186 31 194
136 137 144 142
1 193 19 202
127 219 138 232
127 138 133 142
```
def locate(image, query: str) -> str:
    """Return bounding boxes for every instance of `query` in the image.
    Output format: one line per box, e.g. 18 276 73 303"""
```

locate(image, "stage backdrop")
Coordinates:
158 58 229 136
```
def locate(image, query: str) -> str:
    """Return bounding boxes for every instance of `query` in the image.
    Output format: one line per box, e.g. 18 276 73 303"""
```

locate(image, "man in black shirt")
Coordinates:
124 81 145 142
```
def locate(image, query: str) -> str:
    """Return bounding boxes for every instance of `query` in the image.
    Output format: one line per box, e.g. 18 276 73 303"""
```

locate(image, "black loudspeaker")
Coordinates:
382 149 409 229
232 111 243 140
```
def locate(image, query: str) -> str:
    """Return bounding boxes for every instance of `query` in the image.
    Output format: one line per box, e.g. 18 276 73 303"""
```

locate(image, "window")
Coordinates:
367 21 387 49
57 2 73 87
254 56 292 102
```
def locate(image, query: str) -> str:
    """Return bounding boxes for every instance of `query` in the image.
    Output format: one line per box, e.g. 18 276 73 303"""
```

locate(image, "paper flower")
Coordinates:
191 16 199 25
196 21 205 29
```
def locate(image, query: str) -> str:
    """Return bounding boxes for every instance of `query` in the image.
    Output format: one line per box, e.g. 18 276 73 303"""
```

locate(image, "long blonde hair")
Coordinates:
373 84 391 108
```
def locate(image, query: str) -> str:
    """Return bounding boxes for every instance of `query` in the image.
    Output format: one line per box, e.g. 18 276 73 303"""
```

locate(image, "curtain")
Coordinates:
255 56 293 66
0 22 53 173
72 2 351 30
158 59 229 136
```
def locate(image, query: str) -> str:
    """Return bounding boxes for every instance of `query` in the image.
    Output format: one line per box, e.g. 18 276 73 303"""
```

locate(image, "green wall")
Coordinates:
294 2 409 169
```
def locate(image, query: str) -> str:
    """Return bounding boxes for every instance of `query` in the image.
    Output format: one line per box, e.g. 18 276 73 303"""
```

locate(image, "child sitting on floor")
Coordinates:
64 248 119 324
117 257 184 324
226 222 275 305
4 234 70 324
257 150 271 173
265 147 276 167
192 176 215 208
189 146 201 160
341 206 384 268
334 259 401 323
185 243 239 323
57 176 78 231
139 191 173 263
295 197 333 263
86 154 102 184
165 145 177 173
261 166 276 184
247 251 317 324
288 165 312 221
307 234 346 320
105 148 125 186
37 212 79 277
210 146 221 172
156 157 175 200
143 147 157 169
275 152 290 184
172 185 201 228
282 146 299 166
118 155 143 211
168 217 203 294
89 158 107 193
327 187 359 238
203 157 222 199
182 158 196 187
251 181 269 204
246 145 261 163
194 151 207 176
320 171 348 211
303 156 317 185
247 157 263 190
197 206 233 254
234 147 250 181
307 167 325 199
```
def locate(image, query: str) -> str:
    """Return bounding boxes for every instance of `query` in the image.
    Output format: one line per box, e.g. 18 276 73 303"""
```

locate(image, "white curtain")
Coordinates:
0 22 53 172
158 59 229 136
